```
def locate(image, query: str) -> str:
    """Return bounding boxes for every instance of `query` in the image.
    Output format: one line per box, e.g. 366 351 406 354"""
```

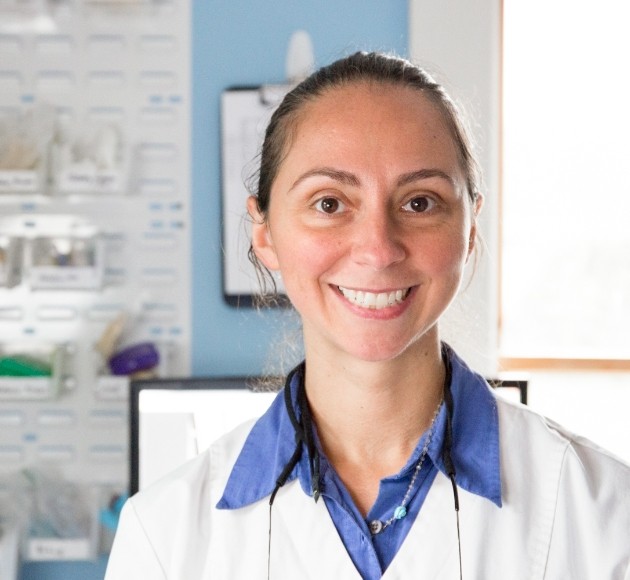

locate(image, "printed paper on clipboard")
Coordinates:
221 85 290 307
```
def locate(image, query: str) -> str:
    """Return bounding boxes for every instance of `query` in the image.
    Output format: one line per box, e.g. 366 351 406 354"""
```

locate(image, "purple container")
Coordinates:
109 342 159 376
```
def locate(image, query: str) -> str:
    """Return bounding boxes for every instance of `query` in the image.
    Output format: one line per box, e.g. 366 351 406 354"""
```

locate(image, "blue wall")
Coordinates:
20 1 406 578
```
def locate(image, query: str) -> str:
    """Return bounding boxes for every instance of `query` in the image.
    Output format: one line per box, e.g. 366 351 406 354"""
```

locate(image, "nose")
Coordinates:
350 210 406 270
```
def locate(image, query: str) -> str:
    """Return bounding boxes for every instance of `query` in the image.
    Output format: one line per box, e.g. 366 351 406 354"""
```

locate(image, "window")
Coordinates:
501 0 630 367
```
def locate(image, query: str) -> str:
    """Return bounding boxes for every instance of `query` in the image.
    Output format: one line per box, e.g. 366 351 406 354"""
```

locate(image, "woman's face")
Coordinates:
250 82 480 363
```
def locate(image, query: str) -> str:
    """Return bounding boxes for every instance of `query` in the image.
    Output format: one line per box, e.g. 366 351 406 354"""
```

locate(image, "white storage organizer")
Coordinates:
0 0 191 560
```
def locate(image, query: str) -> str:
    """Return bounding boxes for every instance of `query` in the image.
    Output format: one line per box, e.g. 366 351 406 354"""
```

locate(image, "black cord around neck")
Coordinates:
269 348 463 579
441 347 459 509
269 363 320 507
268 363 320 580
441 344 463 580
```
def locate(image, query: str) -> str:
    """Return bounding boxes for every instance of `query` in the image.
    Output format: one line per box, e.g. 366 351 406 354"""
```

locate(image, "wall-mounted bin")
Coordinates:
0 105 52 195
0 343 72 401
30 235 104 290
18 471 99 562
0 235 23 288
51 121 126 196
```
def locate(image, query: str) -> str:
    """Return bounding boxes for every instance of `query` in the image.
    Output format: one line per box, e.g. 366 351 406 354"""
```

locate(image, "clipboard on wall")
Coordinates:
220 85 291 307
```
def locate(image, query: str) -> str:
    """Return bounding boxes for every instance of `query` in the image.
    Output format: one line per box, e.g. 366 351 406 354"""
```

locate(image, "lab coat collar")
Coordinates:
217 344 501 510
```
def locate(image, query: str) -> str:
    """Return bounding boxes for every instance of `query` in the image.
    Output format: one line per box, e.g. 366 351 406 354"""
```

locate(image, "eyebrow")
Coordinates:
395 169 455 188
289 168 361 191
289 167 455 192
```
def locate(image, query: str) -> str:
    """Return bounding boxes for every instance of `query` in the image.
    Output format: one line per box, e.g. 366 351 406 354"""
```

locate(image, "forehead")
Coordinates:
281 82 462 175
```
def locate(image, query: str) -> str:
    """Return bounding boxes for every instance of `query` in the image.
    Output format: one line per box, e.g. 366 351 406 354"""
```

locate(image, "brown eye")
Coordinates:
316 197 343 214
403 196 435 213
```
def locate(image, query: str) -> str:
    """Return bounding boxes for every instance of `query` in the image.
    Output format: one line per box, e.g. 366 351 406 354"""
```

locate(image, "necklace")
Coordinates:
368 399 443 536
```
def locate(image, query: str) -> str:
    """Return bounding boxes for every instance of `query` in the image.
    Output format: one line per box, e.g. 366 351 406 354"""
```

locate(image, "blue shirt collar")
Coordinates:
217 345 501 510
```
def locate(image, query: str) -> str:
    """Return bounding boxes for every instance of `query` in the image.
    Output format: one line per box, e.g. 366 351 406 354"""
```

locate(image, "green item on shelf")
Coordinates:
0 355 52 377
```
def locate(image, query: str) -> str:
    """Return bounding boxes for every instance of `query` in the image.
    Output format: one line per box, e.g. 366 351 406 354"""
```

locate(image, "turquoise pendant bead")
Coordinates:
393 505 407 520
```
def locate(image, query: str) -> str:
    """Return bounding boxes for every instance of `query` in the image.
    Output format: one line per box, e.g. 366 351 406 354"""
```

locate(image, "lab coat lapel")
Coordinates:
269 480 363 579
383 471 461 579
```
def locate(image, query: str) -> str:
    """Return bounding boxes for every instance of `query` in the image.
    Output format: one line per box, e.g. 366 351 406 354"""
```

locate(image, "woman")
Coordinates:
106 52 630 579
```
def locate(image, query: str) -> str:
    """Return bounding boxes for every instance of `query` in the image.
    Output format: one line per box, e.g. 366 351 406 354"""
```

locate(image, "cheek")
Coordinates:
274 234 332 293
424 227 470 278
419 234 469 318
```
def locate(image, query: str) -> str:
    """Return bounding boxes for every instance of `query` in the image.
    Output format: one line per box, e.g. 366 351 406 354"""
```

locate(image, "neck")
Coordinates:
301 334 445 514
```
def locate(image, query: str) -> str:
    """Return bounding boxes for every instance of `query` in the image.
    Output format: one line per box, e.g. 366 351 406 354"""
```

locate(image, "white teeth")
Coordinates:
375 293 388 309
338 286 410 309
344 288 357 301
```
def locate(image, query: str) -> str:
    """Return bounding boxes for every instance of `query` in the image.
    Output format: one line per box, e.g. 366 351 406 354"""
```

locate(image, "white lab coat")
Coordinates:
105 397 630 579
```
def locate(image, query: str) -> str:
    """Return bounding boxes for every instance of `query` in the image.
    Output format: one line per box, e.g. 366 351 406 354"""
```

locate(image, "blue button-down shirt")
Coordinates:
218 347 501 579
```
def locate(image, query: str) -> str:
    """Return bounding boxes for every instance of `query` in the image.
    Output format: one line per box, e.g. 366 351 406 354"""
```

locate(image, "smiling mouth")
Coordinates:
337 286 411 310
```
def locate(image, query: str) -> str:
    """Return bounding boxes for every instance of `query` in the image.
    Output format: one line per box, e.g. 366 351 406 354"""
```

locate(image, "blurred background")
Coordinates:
0 1 627 578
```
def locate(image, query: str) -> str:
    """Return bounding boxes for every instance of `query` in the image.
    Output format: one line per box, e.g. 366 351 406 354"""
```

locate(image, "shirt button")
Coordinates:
369 520 383 535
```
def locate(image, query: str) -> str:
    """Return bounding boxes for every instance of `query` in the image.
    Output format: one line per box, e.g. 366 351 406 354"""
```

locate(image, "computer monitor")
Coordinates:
488 378 528 405
129 376 278 495
129 375 527 495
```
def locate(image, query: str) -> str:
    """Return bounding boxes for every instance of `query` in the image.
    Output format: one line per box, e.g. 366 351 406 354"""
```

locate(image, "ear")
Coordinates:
467 192 484 259
247 196 280 271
